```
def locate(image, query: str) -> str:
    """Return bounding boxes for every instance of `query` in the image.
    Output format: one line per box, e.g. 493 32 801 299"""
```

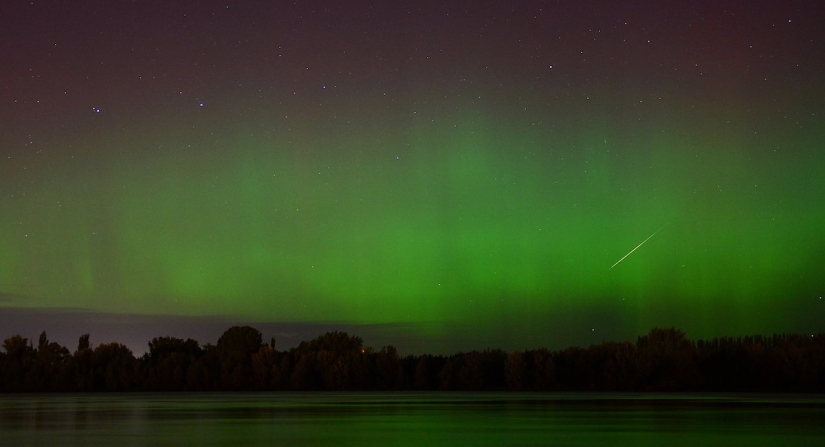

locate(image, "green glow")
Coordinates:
3 100 823 344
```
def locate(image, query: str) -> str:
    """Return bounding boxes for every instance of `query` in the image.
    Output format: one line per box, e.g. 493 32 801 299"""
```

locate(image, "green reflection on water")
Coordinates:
1 394 823 446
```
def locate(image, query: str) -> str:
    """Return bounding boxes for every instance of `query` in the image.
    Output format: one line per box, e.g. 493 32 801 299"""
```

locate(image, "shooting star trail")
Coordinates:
609 226 666 270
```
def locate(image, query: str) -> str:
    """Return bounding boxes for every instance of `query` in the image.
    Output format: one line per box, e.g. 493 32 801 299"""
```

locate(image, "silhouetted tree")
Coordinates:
505 351 527 391
303 331 364 354
72 334 94 391
77 334 90 352
457 352 483 390
412 355 442 390
290 351 317 390
186 344 220 391
249 345 275 390
217 326 263 390
636 327 699 390
287 331 369 390
526 349 555 391
32 332 71 391
277 354 293 390
439 357 457 390
2 326 824 393
373 346 402 390
91 343 138 391
600 341 642 391
143 337 203 391
553 346 588 390
2 335 35 391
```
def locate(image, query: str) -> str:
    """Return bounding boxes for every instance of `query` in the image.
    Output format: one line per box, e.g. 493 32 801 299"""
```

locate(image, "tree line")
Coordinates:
1 326 823 392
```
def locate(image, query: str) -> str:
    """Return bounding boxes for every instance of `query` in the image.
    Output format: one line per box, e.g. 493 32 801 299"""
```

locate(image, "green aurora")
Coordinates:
1 1 824 351
4 101 824 341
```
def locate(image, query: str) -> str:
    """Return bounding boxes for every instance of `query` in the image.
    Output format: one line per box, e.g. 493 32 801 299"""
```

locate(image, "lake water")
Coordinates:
1 393 823 446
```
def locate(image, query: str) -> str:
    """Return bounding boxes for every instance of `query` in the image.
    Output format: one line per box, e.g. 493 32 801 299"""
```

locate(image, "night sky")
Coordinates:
2 1 824 355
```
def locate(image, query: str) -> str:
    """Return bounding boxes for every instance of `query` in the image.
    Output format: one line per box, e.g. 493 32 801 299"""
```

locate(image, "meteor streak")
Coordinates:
609 226 666 270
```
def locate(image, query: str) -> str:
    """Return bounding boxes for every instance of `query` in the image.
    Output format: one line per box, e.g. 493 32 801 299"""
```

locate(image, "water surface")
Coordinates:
1 393 823 446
